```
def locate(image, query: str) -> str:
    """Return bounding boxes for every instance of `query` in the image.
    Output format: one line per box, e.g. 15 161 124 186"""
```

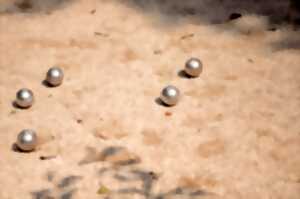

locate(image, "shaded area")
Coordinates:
114 169 160 198
32 147 212 199
99 146 125 160
0 0 75 14
117 0 292 25
79 146 141 166
31 175 81 199
156 187 208 199
42 80 57 88
155 97 168 107
289 0 300 24
59 189 76 199
11 142 36 153
272 35 300 50
97 166 211 199
2 0 299 51
57 176 82 189
178 70 195 79
117 0 300 51
12 101 31 110
31 189 53 199
31 189 76 199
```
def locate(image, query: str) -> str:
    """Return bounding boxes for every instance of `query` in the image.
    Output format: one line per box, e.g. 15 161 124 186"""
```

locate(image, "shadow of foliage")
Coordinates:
0 0 76 14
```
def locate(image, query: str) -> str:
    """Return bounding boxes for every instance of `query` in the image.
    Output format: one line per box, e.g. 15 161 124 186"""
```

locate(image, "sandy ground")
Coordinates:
0 0 300 199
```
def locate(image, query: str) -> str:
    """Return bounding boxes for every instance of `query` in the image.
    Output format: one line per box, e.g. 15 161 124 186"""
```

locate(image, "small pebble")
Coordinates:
165 111 172 116
40 155 56 160
229 13 242 20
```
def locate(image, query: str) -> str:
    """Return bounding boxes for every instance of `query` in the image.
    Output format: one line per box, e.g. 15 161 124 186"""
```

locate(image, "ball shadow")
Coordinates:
41 80 55 88
11 101 31 109
177 70 194 79
11 143 32 153
155 97 173 107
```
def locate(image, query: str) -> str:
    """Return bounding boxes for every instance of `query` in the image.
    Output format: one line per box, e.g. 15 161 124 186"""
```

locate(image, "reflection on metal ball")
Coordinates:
185 58 203 77
16 88 34 108
160 85 180 106
46 67 64 86
17 129 37 152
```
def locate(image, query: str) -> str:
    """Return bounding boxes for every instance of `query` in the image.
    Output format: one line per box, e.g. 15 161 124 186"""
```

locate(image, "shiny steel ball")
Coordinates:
16 88 34 108
185 58 203 77
16 129 37 152
46 67 64 86
160 85 180 106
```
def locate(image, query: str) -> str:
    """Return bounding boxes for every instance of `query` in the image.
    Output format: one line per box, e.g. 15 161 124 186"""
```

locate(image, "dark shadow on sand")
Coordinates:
177 70 195 79
118 0 292 26
41 80 55 88
271 36 300 50
155 97 174 107
117 0 300 51
0 0 76 14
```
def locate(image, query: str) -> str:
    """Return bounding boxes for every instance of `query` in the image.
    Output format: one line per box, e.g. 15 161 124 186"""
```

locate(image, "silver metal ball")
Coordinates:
16 88 34 108
46 67 64 86
160 85 180 106
16 129 37 152
185 58 203 77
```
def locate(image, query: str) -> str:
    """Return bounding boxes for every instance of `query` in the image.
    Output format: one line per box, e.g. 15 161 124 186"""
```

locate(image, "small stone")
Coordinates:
229 13 242 20
40 155 57 160
97 185 110 195
165 111 172 116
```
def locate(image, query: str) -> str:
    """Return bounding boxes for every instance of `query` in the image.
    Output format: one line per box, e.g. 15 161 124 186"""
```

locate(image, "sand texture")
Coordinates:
0 0 300 199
